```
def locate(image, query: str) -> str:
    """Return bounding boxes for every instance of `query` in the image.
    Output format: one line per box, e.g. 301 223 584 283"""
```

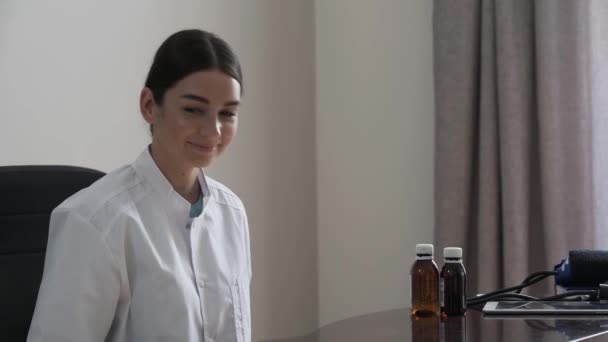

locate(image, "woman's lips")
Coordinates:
188 141 216 153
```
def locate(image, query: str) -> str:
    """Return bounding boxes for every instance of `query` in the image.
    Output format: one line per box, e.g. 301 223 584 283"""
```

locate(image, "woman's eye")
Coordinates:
184 107 204 115
220 111 236 118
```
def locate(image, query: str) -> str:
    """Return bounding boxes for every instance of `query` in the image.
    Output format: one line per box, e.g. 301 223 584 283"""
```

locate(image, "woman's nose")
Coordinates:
198 113 221 138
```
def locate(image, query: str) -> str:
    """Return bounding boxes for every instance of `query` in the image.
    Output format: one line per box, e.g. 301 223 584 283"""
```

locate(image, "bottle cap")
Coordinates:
415 244 434 256
444 247 462 259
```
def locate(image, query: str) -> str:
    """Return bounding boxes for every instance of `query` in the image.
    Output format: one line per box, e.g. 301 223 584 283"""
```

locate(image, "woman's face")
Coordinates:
141 70 241 169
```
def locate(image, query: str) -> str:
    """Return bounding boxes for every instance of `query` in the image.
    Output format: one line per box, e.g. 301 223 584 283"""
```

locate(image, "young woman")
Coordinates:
28 29 251 342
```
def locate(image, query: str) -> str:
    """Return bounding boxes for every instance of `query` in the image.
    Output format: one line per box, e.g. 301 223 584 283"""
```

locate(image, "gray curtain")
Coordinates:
433 0 596 297
591 1 608 248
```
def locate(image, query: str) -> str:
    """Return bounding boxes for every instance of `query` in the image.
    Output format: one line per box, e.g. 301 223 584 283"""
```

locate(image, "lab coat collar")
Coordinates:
133 146 211 213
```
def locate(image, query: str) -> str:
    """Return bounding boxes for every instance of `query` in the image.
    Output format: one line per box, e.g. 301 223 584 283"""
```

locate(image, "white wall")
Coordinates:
203 1 318 340
316 0 435 326
0 1 317 341
0 1 153 170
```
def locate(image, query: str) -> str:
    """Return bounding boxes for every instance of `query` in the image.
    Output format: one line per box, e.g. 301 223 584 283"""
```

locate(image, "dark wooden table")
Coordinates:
262 308 608 341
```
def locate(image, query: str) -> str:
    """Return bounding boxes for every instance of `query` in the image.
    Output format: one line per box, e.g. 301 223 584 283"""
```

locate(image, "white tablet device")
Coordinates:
483 301 608 315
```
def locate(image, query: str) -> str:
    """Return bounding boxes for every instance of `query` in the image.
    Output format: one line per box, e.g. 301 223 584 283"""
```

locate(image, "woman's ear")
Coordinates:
140 87 158 124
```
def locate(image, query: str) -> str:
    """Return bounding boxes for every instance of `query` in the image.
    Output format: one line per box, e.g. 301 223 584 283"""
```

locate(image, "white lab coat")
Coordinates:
27 148 252 342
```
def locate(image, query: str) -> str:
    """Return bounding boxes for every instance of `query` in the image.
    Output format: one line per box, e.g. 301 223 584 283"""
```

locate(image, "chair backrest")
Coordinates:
0 165 105 341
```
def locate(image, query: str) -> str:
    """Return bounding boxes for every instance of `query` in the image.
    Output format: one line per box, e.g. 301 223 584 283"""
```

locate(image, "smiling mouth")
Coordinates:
188 141 216 153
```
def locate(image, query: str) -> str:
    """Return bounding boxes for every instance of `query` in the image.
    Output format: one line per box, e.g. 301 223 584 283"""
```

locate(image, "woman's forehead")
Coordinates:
172 70 241 103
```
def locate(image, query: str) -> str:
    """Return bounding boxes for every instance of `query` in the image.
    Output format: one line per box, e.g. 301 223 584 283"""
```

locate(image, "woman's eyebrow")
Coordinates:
181 94 209 104
181 94 240 106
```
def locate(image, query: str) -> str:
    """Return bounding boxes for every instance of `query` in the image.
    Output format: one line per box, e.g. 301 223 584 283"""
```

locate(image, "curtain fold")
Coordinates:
434 0 595 297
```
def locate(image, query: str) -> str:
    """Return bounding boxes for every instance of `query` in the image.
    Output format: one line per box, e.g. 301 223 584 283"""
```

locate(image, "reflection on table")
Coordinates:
261 308 608 342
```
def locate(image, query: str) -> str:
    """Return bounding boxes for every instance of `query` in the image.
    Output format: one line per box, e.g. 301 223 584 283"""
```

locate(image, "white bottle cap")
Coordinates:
444 247 462 259
415 244 434 256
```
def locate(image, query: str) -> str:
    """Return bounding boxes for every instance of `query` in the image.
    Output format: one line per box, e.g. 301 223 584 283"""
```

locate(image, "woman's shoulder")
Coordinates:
54 164 145 229
205 176 245 212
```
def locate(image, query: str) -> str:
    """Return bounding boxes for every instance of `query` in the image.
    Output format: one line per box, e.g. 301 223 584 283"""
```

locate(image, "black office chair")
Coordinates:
0 165 105 341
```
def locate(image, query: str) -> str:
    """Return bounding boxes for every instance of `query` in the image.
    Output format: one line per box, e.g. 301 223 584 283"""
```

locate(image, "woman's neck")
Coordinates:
149 143 200 204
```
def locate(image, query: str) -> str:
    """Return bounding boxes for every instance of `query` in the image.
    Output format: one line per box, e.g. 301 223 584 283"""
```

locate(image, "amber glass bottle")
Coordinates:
411 244 439 316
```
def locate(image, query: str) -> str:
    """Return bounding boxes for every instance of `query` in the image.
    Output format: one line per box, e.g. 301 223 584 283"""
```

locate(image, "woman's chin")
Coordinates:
188 154 214 169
